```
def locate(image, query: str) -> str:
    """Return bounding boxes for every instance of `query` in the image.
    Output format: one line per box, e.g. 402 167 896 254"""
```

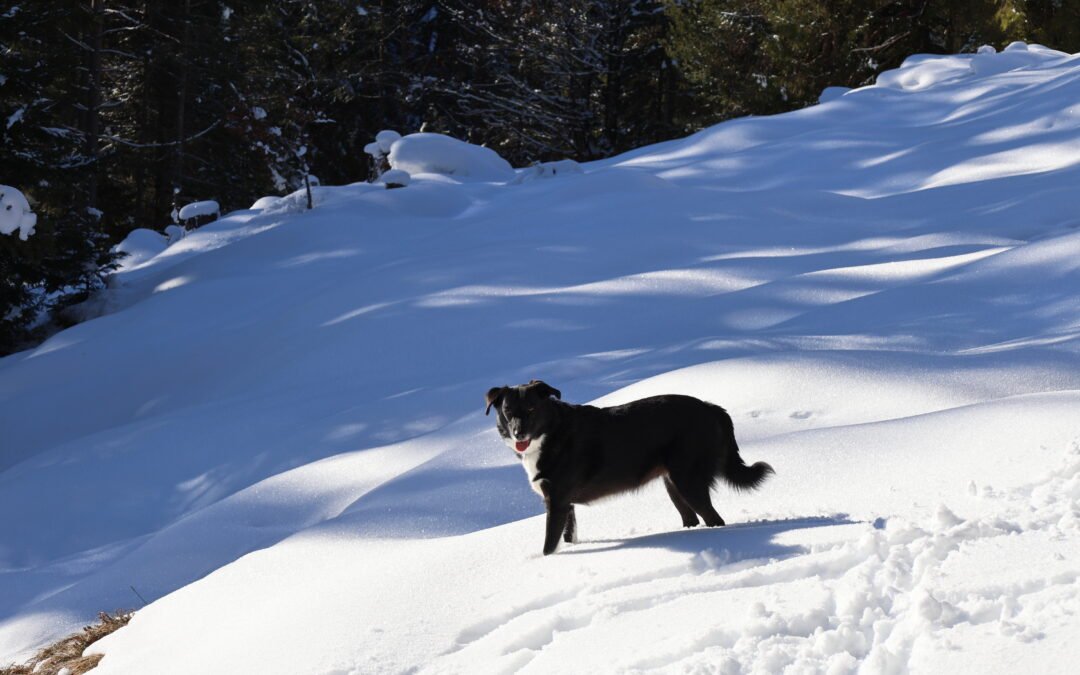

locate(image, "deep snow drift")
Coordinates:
2 43 1079 674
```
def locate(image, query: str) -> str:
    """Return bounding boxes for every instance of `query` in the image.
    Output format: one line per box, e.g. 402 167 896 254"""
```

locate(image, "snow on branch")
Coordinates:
0 186 38 241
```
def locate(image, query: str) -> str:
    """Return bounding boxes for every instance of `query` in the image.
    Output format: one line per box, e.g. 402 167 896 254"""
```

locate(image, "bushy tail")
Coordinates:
720 456 774 491
718 425 774 490
709 404 774 491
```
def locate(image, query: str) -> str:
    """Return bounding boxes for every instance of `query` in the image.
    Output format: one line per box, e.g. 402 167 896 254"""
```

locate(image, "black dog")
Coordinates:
486 380 774 555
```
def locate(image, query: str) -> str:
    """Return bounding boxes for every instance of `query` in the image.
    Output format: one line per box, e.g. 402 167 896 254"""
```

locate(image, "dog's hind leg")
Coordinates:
663 477 700 528
669 472 725 527
563 505 577 544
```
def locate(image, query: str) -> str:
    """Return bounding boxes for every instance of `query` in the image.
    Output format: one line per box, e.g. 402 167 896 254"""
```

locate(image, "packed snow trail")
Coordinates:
1 43 1078 673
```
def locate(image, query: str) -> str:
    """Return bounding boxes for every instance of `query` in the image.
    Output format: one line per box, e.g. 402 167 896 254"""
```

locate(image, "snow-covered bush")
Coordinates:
364 130 400 179
164 225 186 244
0 185 38 241
387 133 514 182
1 187 119 354
375 130 401 152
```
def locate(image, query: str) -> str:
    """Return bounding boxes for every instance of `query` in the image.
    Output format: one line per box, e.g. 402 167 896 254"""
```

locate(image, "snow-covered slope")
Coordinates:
2 43 1079 673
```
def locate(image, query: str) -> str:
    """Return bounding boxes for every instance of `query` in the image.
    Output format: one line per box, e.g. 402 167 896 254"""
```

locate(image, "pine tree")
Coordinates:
0 1 120 354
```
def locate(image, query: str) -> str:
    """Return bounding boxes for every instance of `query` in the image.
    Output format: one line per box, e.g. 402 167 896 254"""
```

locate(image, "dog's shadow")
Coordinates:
563 515 856 562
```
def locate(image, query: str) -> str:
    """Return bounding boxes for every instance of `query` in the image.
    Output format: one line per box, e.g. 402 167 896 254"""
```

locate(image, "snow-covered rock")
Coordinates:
387 132 514 182
380 169 411 188
177 200 220 222
0 185 37 241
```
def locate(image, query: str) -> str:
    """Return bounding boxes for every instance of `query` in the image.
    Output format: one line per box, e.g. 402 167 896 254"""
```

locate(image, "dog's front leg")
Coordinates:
543 504 570 555
541 483 571 555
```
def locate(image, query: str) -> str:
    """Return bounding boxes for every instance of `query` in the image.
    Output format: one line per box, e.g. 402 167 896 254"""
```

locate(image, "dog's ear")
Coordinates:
528 379 561 401
485 386 508 416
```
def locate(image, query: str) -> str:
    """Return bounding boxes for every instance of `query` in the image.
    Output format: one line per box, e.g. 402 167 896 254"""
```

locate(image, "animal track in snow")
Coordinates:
422 442 1080 674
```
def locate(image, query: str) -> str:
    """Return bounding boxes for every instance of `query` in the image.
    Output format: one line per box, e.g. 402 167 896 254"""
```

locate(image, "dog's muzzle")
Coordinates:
515 439 531 453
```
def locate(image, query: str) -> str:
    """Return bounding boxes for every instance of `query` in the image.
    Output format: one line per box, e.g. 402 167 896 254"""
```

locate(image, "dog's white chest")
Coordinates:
517 435 546 496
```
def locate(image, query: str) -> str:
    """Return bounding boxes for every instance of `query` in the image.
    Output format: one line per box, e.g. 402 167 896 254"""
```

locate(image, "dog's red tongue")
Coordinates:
515 439 531 453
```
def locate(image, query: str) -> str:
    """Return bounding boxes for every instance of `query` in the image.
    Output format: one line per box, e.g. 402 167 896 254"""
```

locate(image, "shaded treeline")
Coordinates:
1 0 1077 353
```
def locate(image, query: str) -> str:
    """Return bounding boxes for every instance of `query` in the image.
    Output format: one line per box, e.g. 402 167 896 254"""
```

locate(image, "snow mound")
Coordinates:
0 186 37 241
818 86 850 103
511 159 584 184
875 41 1068 91
250 196 285 211
112 229 168 270
163 225 186 244
380 169 411 187
970 41 1069 76
387 133 514 182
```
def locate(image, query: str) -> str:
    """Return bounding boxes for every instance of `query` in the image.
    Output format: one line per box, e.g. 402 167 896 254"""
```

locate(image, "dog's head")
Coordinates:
485 380 562 454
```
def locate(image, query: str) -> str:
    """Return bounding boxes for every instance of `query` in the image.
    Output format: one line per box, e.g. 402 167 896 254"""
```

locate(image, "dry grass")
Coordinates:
1 611 133 675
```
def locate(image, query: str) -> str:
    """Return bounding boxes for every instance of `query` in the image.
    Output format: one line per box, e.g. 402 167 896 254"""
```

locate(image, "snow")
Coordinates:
112 229 168 271
510 159 584 184
818 86 850 103
3 44 1080 674
177 200 219 221
163 225 186 244
0 185 37 240
374 129 401 154
387 132 515 181
380 169 410 187
6 106 25 129
250 195 284 211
